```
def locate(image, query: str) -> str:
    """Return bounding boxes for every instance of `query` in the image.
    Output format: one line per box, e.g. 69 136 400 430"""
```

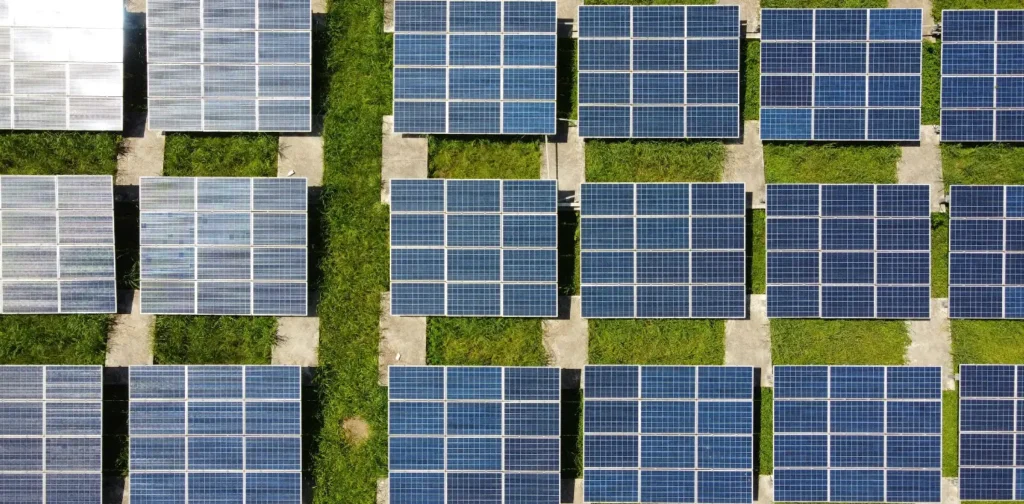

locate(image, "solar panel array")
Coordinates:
129 366 302 504
0 0 122 130
948 185 1024 319
389 179 558 317
760 9 923 141
582 365 754 504
0 366 103 504
579 183 746 319
147 0 312 132
941 10 1024 142
576 5 741 139
766 184 931 319
774 366 942 503
139 177 308 316
0 175 116 314
392 0 556 134
959 364 1024 500
388 366 561 504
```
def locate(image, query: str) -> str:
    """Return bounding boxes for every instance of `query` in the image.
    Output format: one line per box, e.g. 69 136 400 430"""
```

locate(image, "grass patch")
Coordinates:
933 0 1024 25
932 213 949 298
152 317 276 364
759 387 773 475
428 137 541 179
923 40 941 125
743 40 760 121
586 140 726 182
425 318 547 366
750 209 766 294
163 134 278 177
0 315 110 364
943 390 958 478
951 320 1024 365
764 143 900 184
559 211 580 296
941 144 1024 187
762 0 885 6
589 320 724 364
558 39 577 121
584 0 712 4
0 132 120 176
771 319 910 364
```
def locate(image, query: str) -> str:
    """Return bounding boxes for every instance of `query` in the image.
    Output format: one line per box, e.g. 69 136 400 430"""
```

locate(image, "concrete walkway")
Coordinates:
381 116 429 204
898 126 944 212
542 296 588 371
278 136 324 186
540 126 585 199
117 122 164 185
725 121 766 209
106 290 154 367
273 317 320 366
725 294 772 386
907 298 954 390
379 292 427 385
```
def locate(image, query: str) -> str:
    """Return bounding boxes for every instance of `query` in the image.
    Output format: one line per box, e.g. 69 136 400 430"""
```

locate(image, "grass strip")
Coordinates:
153 317 277 364
589 320 725 365
770 319 910 365
426 318 548 366
764 143 900 184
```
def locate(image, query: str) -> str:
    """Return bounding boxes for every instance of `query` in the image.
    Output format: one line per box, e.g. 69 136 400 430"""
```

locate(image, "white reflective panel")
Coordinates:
57 176 112 209
148 31 201 63
1 176 55 208
13 63 64 94
68 96 121 130
1 211 56 244
59 246 115 278
204 99 256 131
11 28 68 61
2 246 58 278
2 281 58 313
140 281 196 314
58 214 114 244
13 96 65 129
149 66 202 97
149 99 202 131
69 64 121 96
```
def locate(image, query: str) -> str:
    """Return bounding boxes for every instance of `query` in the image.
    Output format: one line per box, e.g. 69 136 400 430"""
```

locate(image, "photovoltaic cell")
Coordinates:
0 175 116 314
766 184 931 319
583 365 754 504
577 5 740 138
128 365 302 504
139 177 308 316
774 366 941 502
760 9 922 141
580 182 746 319
389 366 560 504
390 179 557 317
941 10 1024 142
957 365 1024 500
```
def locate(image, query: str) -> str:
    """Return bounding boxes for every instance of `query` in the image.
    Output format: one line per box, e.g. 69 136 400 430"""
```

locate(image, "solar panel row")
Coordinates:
583 365 754 504
389 179 558 317
388 366 561 504
959 364 1024 500
392 0 557 134
766 184 931 319
774 366 942 503
0 175 116 314
129 365 302 504
0 366 103 504
576 5 741 139
139 177 308 316
579 183 747 319
760 9 923 141
147 0 312 132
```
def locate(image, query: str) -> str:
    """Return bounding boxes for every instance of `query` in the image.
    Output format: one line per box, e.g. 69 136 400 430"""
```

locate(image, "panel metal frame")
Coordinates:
957 364 1023 501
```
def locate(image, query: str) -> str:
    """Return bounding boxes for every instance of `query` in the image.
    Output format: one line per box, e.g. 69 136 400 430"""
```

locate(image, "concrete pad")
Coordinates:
117 127 165 185
725 294 772 387
906 298 954 390
379 292 427 386
106 290 154 367
542 296 588 370
540 126 585 196
381 116 429 204
561 479 583 504
724 121 766 209
125 0 145 13
376 478 389 504
278 136 324 187
718 0 760 32
943 477 959 504
890 0 935 32
104 474 129 504
312 0 327 14
757 475 773 504
897 126 944 212
273 317 320 367
383 0 395 32
557 0 582 36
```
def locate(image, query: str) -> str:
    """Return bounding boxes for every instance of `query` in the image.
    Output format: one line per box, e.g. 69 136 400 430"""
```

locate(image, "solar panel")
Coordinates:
388 366 560 504
774 366 942 503
139 177 308 316
129 365 302 504
0 366 103 503
389 179 558 317
946 185 1024 318
576 5 740 139
579 182 746 319
0 175 116 314
582 365 754 504
940 10 1024 142
958 364 1024 500
760 9 922 141
146 0 312 132
392 0 556 134
766 184 931 319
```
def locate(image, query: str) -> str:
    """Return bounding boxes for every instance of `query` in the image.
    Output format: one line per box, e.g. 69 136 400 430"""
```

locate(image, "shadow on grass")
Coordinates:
303 368 324 503
558 210 579 297
102 368 129 504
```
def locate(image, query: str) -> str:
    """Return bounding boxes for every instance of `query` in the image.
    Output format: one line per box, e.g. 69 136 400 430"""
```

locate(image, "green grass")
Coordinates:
952 320 1024 365
932 213 949 298
933 0 1024 25
0 132 120 176
923 40 941 126
559 211 580 296
759 387 773 475
428 137 541 179
750 209 766 294
764 143 901 184
0 315 110 364
163 134 278 177
743 40 760 122
942 144 1024 187
762 0 885 6
559 39 577 121
426 318 548 366
771 320 910 364
589 320 725 364
943 390 958 477
584 0 711 4
586 140 726 182
153 317 277 364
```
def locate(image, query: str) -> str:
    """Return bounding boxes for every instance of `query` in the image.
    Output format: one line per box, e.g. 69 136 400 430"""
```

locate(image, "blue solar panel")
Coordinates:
774 366 941 503
580 183 745 319
390 179 557 317
766 184 930 319
577 5 740 138
958 365 1024 500
583 366 753 504
393 0 556 134
389 366 560 504
941 10 1024 142
761 9 922 141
